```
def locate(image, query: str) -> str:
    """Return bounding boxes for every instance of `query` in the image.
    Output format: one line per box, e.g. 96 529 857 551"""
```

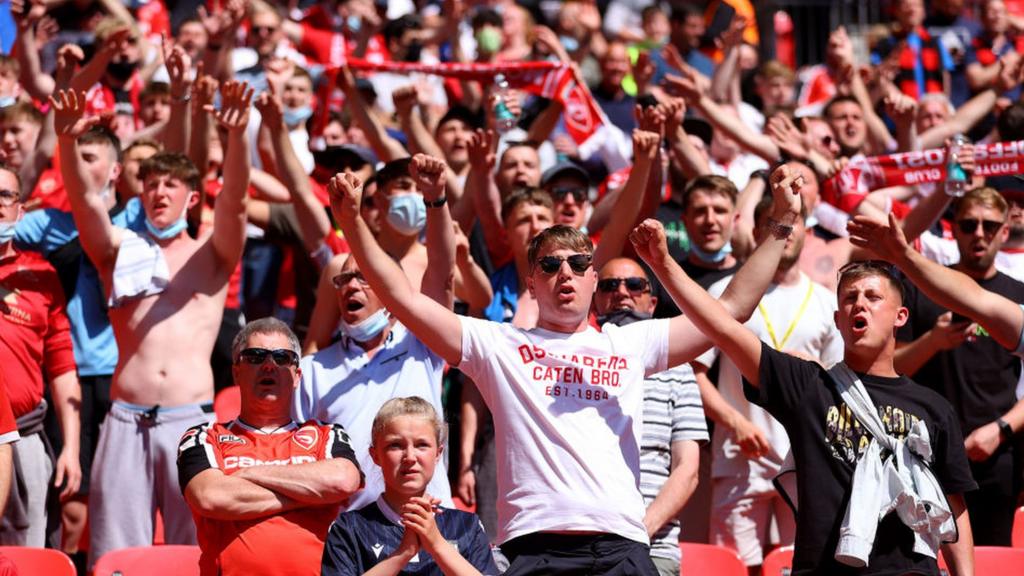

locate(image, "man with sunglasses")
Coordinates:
294 154 465 513
328 160 803 575
894 186 1024 545
178 317 362 576
542 161 591 231
593 257 708 576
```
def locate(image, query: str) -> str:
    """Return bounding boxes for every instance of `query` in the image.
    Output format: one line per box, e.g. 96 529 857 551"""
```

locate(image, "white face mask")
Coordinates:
340 308 390 342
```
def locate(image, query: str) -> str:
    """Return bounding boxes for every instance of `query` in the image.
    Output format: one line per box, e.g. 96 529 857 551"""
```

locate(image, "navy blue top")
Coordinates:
321 500 498 576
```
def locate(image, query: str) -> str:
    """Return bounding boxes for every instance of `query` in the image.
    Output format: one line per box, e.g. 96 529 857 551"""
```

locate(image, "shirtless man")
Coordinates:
50 82 253 566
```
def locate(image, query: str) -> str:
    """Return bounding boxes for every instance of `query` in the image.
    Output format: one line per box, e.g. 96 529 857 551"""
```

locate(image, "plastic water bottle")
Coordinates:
493 74 518 133
945 134 969 197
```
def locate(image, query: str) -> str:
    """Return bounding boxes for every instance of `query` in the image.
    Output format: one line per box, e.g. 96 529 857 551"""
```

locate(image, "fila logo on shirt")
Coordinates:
293 426 319 450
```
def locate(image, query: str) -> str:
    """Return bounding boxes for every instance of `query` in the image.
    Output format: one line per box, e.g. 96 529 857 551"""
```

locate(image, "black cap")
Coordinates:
312 145 378 173
682 117 713 146
541 161 589 187
437 105 483 131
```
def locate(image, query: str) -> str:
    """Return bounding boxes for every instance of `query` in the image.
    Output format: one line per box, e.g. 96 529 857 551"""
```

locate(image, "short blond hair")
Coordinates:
953 186 1009 219
371 397 447 447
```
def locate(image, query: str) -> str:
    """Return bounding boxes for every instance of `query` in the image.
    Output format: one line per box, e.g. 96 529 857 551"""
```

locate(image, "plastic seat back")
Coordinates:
679 543 747 576
0 547 75 576
92 545 201 576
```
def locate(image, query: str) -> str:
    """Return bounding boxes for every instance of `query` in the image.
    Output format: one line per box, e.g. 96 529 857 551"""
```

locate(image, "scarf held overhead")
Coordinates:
822 140 1024 213
329 59 607 147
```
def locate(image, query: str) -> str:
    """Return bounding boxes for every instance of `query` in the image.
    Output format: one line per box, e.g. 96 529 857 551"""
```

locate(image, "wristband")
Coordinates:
765 217 793 240
998 418 1014 442
424 195 447 208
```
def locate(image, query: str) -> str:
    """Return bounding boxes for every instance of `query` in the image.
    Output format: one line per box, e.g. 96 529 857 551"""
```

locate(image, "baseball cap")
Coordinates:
541 160 589 188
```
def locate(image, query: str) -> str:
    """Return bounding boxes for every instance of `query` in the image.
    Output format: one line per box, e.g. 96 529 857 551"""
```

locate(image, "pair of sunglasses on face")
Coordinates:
596 277 650 293
332 271 370 289
550 187 587 204
956 218 1004 236
536 253 593 275
237 348 299 367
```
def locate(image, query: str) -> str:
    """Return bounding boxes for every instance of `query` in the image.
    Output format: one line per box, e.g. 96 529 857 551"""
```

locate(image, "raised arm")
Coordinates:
255 86 331 254
413 154 456 309
919 56 1018 150
330 173 463 365
10 0 54 100
393 85 465 208
592 128 660 268
849 212 1024 350
209 81 254 268
458 129 504 250
51 89 122 272
336 65 407 162
161 37 193 155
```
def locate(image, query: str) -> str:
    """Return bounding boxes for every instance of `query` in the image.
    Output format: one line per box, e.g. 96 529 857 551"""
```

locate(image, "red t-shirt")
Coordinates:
0 373 20 443
0 251 75 417
177 419 360 576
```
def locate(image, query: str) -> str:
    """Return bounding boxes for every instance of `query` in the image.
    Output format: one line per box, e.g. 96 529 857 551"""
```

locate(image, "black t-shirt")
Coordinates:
652 258 739 319
897 270 1024 434
746 346 977 576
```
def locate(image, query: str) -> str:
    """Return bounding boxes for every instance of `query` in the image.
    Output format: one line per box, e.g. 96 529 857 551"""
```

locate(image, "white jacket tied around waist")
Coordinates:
830 363 956 568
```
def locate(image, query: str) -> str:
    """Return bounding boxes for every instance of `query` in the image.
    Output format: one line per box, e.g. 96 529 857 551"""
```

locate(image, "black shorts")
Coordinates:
42 374 112 497
501 532 659 576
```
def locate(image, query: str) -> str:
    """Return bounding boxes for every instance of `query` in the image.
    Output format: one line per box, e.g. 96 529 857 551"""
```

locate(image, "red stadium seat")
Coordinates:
0 546 75 576
93 545 201 576
761 545 794 575
679 543 746 576
1013 506 1024 548
214 386 241 422
939 545 1024 574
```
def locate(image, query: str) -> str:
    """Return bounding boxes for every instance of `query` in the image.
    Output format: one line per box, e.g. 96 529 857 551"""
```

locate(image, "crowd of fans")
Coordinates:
0 0 1024 574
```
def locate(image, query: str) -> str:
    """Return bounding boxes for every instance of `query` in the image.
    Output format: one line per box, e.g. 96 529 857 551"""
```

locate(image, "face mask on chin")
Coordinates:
107 60 139 82
340 308 390 342
596 308 652 327
690 241 733 264
144 193 192 241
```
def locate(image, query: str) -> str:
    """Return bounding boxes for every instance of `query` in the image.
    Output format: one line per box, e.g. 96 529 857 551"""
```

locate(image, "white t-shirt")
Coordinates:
293 322 451 511
996 249 1024 283
710 153 769 191
696 272 844 481
457 316 670 545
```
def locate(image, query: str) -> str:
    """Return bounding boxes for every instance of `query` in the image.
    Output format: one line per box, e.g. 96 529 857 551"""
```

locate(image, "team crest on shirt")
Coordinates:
218 434 245 444
293 426 319 450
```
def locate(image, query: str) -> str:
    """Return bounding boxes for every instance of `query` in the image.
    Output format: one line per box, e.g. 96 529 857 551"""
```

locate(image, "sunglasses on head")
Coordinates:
536 253 592 275
956 218 1004 235
597 277 650 293
550 186 587 204
237 347 299 366
0 189 18 207
332 271 369 289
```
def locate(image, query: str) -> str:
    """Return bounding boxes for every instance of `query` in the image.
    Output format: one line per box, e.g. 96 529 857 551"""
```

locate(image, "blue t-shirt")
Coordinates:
321 499 498 575
14 198 145 376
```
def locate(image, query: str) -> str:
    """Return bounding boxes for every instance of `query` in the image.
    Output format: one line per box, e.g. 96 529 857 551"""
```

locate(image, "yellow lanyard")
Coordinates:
758 279 815 351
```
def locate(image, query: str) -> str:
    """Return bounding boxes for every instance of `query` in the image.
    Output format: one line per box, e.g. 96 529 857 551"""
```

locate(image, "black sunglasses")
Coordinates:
550 186 587 204
237 347 299 367
956 218 1004 236
597 277 650 293
332 271 369 289
536 253 592 275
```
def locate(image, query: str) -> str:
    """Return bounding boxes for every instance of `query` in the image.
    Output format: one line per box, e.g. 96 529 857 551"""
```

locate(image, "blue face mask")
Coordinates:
346 15 362 33
690 241 733 264
145 198 191 241
0 221 16 244
283 105 313 127
386 193 427 236
805 214 818 229
560 35 580 53
0 96 16 109
341 308 390 342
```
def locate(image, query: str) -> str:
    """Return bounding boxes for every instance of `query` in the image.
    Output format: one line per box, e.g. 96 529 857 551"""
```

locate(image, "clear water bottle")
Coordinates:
493 74 518 133
945 134 969 197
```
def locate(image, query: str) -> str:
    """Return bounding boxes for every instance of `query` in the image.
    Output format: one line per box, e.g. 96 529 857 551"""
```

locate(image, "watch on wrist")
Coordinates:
765 217 794 240
998 418 1013 442
424 195 447 208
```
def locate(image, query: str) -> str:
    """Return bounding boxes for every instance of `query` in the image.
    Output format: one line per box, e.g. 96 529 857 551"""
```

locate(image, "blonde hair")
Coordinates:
371 397 447 446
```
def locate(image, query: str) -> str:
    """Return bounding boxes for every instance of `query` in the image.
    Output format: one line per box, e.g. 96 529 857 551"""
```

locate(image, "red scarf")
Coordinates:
822 141 1024 212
